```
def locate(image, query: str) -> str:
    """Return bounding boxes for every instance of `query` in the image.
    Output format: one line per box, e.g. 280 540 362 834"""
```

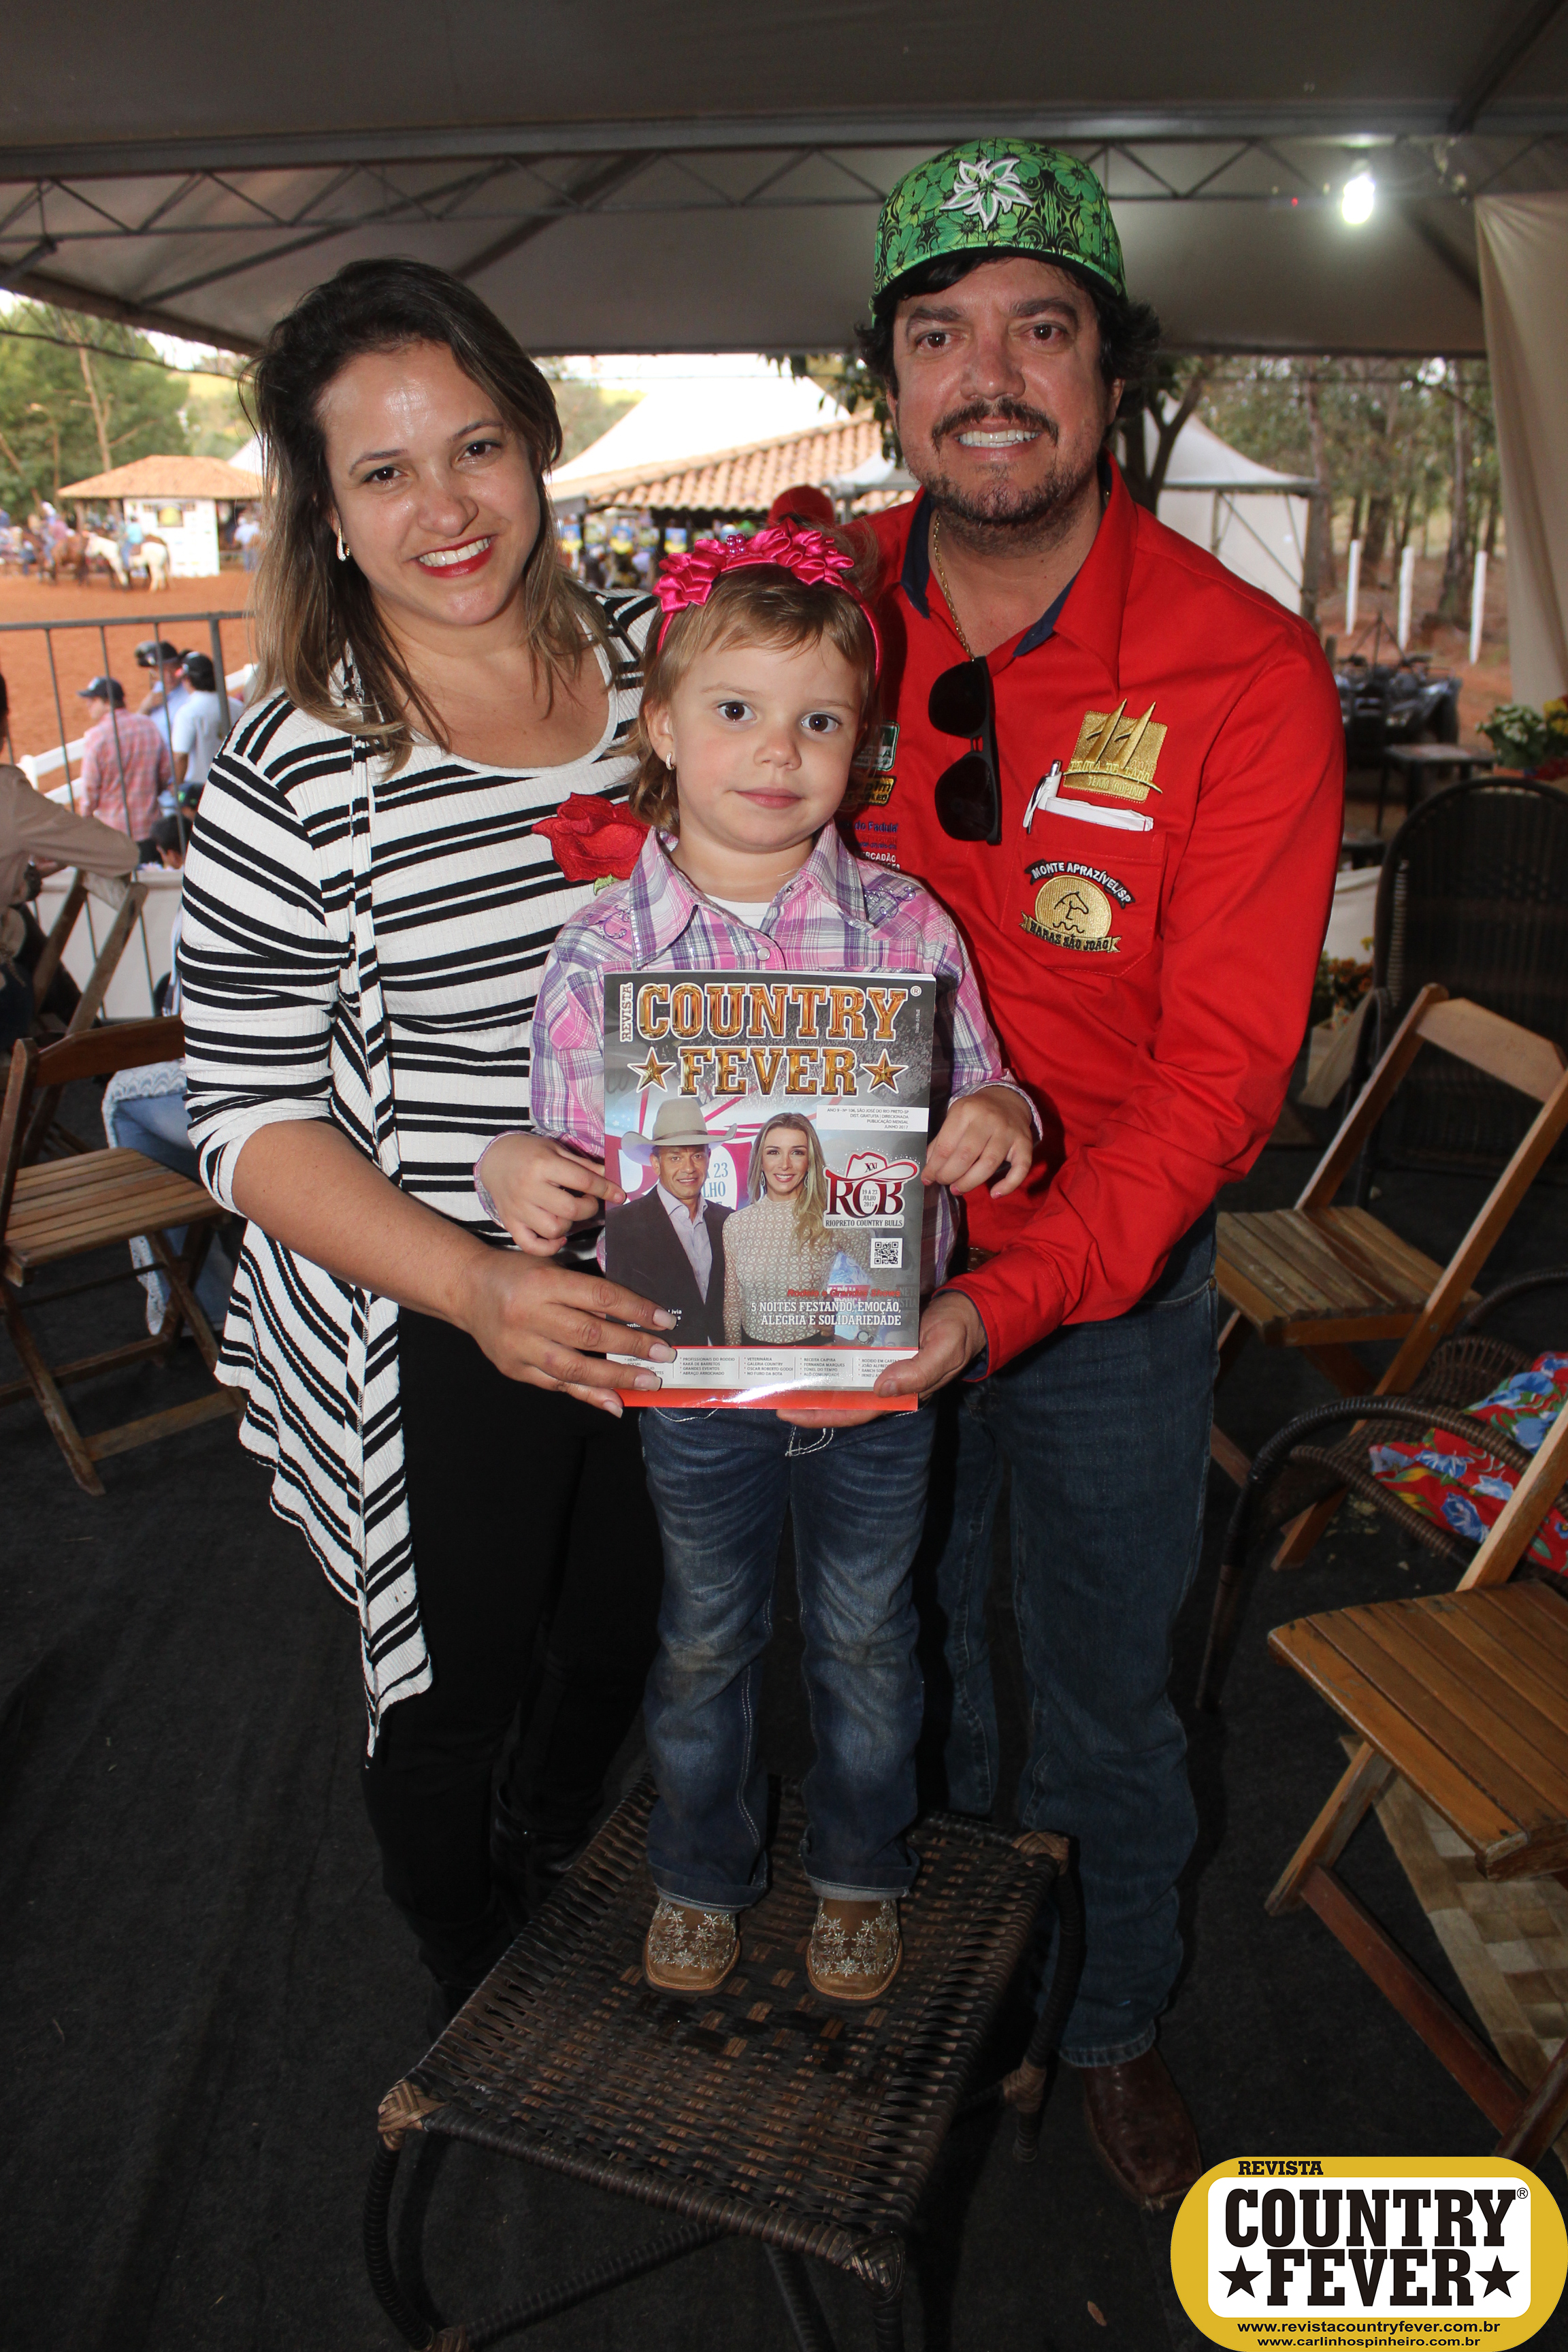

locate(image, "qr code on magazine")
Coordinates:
870 1237 903 1269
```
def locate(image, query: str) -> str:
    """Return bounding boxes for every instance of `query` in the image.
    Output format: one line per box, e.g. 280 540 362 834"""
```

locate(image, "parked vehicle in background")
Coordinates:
1335 649 1461 766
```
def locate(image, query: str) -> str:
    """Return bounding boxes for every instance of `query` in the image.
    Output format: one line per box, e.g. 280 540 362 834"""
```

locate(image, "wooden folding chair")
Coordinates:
1 1019 239 1496
25 868 150 1161
1212 984 1568 1568
1265 1403 1568 2166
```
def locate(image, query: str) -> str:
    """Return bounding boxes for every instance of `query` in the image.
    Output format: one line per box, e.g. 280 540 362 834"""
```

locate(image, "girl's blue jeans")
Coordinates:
639 1404 934 1912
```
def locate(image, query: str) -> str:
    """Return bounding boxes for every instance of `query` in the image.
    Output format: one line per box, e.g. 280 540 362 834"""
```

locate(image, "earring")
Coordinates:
336 529 349 563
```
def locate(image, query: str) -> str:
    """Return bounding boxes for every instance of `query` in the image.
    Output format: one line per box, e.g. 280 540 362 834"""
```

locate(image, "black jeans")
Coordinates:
361 1308 663 1987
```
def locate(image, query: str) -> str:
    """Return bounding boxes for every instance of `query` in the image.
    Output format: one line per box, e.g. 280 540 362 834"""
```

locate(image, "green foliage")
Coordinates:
1200 357 1497 564
0 304 191 512
534 363 639 468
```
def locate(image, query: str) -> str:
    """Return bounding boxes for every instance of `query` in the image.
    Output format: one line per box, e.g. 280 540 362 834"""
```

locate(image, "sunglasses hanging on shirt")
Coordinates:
928 657 1002 845
928 514 1002 845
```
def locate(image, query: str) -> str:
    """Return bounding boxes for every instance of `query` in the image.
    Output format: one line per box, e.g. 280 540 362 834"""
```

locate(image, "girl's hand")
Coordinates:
923 1085 1034 1200
477 1131 625 1256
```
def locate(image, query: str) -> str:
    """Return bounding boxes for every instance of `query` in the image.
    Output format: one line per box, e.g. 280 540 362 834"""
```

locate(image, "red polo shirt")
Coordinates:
858 462 1343 1372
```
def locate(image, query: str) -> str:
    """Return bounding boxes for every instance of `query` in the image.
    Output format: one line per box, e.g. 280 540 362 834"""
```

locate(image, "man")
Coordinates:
74 677 173 840
0 765 137 1048
604 1100 730 1345
850 144 1342 2206
168 652 227 800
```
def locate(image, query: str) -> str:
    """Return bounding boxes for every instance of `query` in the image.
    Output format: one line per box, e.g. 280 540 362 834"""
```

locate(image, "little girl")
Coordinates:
478 523 1036 2003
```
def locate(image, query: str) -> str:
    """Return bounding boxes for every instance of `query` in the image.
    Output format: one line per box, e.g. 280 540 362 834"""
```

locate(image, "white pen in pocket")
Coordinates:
1023 761 1154 834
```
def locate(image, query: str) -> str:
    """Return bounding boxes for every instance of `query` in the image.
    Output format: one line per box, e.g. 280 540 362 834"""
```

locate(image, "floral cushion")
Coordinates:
1367 1353 1568 1574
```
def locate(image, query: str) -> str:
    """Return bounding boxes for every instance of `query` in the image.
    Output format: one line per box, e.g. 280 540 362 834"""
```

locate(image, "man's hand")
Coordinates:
774 1290 986 1429
924 1085 1034 1200
477 1131 625 1256
459 1252 676 1414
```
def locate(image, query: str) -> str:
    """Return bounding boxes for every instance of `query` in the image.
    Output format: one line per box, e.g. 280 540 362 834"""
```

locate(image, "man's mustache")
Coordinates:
931 400 1058 446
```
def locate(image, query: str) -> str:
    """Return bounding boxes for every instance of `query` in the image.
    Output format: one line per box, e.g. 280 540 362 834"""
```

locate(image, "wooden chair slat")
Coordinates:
1296 1606 1568 1836
1264 1215 1408 1313
1238 1215 1377 1313
9 1177 210 1235
1364 1602 1568 1817
1420 1592 1568 1741
1417 998 1568 1103
10 1147 167 1198
1218 1213 1348 1318
1505 1580 1568 1667
1316 1210 1456 1301
1268 1617 1528 1864
7 1175 214 1243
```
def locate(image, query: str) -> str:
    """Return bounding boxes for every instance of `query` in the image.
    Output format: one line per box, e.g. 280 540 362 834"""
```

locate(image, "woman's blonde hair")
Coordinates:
627 529 880 832
748 1112 829 1241
247 257 620 770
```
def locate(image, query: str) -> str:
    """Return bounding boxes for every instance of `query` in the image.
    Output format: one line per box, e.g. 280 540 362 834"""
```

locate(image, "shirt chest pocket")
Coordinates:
1004 816 1167 975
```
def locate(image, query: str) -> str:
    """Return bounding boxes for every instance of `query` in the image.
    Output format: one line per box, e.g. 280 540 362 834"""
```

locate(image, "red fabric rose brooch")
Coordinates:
531 794 648 888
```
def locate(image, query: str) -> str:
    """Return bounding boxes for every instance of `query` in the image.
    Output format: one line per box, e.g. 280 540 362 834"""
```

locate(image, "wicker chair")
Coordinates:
365 1779 1082 2352
1354 778 1568 1183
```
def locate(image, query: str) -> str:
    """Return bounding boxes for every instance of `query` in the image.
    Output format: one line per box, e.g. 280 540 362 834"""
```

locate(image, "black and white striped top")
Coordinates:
180 589 655 1744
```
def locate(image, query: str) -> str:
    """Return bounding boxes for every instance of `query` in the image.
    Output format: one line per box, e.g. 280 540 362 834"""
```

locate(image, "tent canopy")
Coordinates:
3 3 1567 358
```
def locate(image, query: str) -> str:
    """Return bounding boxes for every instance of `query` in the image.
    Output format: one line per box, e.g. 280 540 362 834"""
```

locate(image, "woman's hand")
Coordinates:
457 1249 679 1415
923 1085 1034 1200
477 1131 625 1256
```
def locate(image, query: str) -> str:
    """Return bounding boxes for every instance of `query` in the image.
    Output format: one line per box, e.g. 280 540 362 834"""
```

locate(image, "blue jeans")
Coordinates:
640 1406 935 1912
919 1213 1218 2066
100 1081 232 1328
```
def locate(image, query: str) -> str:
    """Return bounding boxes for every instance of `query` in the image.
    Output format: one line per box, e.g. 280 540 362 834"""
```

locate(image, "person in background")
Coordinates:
101 845 233 1337
0 765 138 1048
74 677 172 840
234 509 263 572
135 638 192 730
766 485 836 531
168 652 227 801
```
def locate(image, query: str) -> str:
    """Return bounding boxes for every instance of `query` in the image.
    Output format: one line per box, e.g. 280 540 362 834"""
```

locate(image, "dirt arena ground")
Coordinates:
0 574 255 768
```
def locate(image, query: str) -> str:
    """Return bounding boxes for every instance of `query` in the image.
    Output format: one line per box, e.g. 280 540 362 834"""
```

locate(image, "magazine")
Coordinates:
601 966 936 1410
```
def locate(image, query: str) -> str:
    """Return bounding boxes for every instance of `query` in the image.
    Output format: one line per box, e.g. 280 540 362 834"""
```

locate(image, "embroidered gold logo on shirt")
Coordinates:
1020 860 1131 953
1066 700 1166 802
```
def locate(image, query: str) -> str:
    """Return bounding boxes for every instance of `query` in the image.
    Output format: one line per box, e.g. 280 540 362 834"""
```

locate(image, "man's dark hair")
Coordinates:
855 250 1162 415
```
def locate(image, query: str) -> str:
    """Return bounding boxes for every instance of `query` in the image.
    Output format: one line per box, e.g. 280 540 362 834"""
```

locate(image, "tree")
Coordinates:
1114 355 1210 514
0 304 189 512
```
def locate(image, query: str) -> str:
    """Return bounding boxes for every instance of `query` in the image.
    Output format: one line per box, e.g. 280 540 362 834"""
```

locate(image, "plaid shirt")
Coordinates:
527 823 1037 1288
78 709 172 838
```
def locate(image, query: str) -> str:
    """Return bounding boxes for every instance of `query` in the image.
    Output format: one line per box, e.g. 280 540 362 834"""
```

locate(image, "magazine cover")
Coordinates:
602 966 936 1409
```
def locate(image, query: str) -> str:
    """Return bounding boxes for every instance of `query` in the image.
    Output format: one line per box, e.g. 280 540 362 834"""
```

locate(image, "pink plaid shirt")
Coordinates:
78 709 172 838
525 823 1038 1288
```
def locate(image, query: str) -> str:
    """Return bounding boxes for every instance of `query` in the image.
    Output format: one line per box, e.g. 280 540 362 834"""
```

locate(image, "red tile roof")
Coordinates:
561 416 886 514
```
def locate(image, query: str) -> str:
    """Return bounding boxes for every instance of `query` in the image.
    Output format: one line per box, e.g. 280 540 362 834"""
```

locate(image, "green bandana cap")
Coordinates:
872 140 1126 308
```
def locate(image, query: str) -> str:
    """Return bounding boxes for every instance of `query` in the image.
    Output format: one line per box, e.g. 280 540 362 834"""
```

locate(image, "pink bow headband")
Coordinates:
654 521 881 674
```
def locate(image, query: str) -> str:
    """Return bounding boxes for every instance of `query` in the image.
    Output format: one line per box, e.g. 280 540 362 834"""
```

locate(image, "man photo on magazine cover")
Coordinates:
604 1098 730 1345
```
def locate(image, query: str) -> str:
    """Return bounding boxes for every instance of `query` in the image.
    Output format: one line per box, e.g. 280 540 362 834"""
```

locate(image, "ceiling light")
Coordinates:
1342 171 1376 225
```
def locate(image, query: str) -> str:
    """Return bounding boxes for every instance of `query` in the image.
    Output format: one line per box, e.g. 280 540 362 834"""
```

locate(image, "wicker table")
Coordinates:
366 1778 1079 2351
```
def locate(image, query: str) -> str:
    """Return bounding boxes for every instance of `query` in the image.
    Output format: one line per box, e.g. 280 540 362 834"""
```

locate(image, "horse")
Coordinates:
46 532 128 588
128 536 170 591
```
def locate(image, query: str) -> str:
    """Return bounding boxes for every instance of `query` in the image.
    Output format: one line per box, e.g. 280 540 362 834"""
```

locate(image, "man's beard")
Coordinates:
912 399 1101 553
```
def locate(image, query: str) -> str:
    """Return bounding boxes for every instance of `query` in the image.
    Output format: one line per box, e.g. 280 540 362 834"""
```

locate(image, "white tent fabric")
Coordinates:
1476 194 1568 705
551 370 841 487
1152 412 1312 605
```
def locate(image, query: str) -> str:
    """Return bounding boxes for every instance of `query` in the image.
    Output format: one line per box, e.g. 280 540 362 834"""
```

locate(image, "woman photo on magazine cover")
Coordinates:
721 1110 865 1345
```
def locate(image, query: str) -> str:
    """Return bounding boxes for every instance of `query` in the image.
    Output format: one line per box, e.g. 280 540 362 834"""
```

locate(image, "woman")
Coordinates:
723 1113 867 1346
180 257 674 2025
